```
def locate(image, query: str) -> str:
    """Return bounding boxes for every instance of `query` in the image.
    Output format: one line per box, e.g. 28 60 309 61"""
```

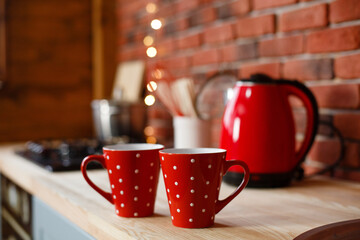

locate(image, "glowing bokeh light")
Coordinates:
144 126 155 136
146 47 157 58
146 136 157 144
152 69 163 79
146 3 157 13
147 81 158 92
143 36 154 46
144 94 156 106
151 19 162 30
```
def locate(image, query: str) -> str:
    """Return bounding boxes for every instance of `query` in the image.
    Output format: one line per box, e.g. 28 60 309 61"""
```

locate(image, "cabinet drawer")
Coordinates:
32 197 94 240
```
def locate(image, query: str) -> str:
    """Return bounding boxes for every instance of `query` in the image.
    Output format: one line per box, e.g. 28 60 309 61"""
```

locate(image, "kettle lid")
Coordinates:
240 74 277 84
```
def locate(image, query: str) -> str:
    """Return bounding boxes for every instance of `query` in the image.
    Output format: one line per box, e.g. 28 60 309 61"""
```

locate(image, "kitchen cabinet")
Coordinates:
1 174 32 240
32 197 94 240
0 173 94 240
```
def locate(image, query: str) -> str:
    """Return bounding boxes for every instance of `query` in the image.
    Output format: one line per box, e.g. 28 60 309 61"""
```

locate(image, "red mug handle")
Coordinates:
81 155 114 204
215 160 250 214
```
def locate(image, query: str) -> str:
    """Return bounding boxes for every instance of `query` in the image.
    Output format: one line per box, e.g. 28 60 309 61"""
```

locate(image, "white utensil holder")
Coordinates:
173 117 212 148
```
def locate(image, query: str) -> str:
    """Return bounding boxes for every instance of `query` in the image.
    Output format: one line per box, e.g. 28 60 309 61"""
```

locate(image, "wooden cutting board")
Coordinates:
294 219 360 240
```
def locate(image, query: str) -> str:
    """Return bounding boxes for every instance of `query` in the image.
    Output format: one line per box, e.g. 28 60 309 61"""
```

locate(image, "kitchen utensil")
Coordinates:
159 148 249 228
156 81 183 116
196 72 237 120
220 74 318 188
91 99 146 142
149 65 183 116
171 78 198 117
81 143 164 217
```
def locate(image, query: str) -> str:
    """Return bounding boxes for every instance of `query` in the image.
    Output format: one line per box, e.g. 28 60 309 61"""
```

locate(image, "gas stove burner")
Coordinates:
16 138 128 172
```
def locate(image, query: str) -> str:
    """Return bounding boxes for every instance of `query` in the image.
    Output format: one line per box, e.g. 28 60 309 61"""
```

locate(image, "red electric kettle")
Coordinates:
220 74 318 188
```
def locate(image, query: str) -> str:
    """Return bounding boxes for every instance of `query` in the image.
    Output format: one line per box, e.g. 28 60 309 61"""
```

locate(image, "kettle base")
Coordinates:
223 171 293 188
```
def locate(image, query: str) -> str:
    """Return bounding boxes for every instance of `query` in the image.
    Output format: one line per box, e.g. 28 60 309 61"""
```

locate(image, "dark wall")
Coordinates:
0 0 93 142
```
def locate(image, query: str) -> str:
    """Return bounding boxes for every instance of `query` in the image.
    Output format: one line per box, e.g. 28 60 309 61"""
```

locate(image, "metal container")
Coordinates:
91 99 146 142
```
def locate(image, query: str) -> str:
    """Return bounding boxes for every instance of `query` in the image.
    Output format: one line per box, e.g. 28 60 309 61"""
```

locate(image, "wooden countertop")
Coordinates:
0 144 359 239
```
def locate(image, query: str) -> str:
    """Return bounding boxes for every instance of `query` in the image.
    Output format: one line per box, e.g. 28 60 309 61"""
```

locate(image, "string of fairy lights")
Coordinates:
142 2 164 144
143 2 162 107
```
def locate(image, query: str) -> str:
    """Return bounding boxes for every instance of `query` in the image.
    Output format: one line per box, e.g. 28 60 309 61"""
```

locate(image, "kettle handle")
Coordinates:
281 80 319 171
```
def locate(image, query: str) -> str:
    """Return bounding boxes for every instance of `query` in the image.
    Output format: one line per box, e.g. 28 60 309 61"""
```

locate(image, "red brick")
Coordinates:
279 4 328 32
158 3 177 19
135 45 148 59
138 13 153 26
190 6 217 26
119 47 137 61
235 14 275 38
119 18 135 30
147 105 173 121
221 42 257 62
282 58 333 81
192 48 220 66
334 112 360 140
177 33 201 50
343 141 360 168
200 0 215 3
239 62 281 79
309 84 360 109
163 55 190 70
119 44 147 61
308 137 342 166
252 0 296 10
219 0 250 18
120 1 145 16
306 25 360 53
293 109 335 137
334 53 360 79
176 0 200 12
134 30 146 43
163 21 176 36
330 0 360 23
176 17 189 31
156 38 176 57
259 35 304 57
203 23 234 44
231 0 251 16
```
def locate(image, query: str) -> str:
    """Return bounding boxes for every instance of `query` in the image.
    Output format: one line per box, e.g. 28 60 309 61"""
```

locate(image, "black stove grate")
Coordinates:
15 139 110 172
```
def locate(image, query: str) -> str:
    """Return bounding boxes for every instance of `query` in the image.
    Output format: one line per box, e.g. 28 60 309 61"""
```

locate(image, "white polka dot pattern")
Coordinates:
160 152 226 227
106 150 160 218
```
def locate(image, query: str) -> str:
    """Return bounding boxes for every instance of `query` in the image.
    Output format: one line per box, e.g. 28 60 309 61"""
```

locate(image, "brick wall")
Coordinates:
117 0 360 182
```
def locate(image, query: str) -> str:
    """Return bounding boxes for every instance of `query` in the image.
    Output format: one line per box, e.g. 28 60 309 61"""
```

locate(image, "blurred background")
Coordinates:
0 0 360 181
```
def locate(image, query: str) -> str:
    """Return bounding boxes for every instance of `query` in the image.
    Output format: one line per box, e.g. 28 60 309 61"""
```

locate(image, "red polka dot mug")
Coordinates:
159 148 250 228
81 143 164 217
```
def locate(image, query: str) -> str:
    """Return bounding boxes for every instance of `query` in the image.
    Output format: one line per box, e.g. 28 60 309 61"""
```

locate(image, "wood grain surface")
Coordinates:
0 144 359 240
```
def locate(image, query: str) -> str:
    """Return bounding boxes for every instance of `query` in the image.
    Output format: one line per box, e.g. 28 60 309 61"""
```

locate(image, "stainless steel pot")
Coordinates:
91 99 146 142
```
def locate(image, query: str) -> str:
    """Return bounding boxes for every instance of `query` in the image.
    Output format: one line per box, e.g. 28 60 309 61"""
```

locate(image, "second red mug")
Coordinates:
159 148 250 228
